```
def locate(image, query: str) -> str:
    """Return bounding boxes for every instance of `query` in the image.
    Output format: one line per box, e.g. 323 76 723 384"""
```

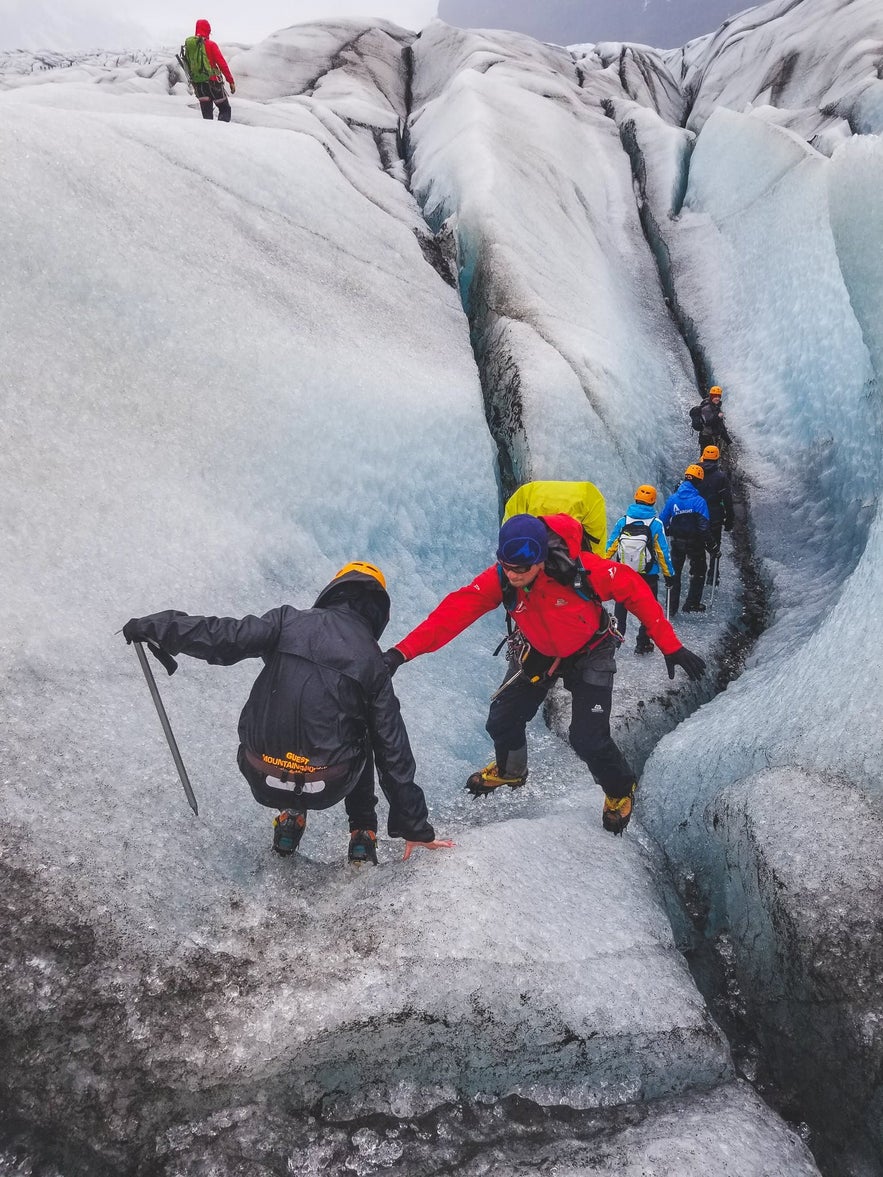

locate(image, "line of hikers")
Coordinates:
605 384 735 625
123 455 731 863
178 19 236 122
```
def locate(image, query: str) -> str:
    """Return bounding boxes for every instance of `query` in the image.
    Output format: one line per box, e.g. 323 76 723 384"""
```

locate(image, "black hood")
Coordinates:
313 571 391 641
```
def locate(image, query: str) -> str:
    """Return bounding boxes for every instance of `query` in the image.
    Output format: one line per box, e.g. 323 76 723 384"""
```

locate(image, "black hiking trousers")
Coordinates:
486 636 634 799
195 79 231 122
614 572 659 644
237 744 378 831
669 536 708 612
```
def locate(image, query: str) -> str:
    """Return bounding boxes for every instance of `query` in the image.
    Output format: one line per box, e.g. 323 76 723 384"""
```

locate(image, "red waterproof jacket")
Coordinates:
194 19 234 86
396 513 683 661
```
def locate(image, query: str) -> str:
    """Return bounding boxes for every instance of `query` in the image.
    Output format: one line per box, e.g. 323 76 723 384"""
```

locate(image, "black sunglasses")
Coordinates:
499 560 534 573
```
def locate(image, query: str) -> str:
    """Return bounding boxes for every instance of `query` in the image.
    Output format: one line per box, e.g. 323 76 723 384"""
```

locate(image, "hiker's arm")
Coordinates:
394 567 502 661
122 608 283 664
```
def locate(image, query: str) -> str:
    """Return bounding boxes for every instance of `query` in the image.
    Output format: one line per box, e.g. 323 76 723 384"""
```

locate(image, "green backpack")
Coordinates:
181 35 212 84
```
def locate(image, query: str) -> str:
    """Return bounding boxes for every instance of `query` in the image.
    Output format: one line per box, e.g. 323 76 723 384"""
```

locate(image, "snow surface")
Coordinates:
2 0 882 1172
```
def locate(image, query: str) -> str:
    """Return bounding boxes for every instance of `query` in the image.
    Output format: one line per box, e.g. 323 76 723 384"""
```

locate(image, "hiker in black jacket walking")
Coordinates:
123 564 452 864
699 444 735 584
690 386 732 452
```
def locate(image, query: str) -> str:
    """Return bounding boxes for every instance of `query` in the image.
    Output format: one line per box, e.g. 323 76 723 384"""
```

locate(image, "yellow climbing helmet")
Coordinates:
333 561 387 590
709 386 722 400
634 484 657 505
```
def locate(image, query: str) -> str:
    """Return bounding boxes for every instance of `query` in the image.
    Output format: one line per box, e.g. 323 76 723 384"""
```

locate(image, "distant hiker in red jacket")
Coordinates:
181 18 236 122
382 514 706 835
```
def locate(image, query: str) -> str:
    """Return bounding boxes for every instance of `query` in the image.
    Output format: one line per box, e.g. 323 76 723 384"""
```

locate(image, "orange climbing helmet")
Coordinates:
702 445 720 461
634 485 657 505
685 464 704 481
333 561 387 590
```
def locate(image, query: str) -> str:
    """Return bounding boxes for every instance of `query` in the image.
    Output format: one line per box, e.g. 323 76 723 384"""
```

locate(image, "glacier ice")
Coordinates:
2 0 882 1173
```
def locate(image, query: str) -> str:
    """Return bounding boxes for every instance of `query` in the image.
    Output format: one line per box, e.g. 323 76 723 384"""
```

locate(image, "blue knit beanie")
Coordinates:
496 514 548 565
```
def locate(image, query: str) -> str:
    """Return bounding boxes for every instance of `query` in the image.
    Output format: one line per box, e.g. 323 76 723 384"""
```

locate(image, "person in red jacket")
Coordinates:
382 514 705 834
191 19 235 122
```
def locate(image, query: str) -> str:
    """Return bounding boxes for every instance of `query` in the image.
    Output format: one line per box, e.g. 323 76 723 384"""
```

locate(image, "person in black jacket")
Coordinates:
699 444 735 584
123 563 452 865
689 386 732 452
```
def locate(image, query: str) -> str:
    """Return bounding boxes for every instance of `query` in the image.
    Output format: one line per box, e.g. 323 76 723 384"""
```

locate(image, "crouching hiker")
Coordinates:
123 563 453 864
382 514 705 836
605 484 673 654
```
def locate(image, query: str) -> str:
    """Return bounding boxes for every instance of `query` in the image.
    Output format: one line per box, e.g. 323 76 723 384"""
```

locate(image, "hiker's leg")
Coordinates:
194 81 214 119
210 79 231 122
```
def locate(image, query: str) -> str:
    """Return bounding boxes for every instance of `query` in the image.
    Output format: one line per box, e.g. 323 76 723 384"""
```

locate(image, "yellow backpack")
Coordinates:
502 480 607 556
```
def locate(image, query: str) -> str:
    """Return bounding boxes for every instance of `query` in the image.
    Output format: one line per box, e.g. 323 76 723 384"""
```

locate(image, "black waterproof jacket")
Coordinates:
698 460 735 528
126 571 434 842
690 399 732 444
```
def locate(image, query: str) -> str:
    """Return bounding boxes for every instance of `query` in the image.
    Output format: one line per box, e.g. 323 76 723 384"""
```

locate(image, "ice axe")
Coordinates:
132 640 199 815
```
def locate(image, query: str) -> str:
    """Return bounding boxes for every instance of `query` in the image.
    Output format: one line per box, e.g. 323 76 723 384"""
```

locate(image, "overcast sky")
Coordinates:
0 0 749 54
148 0 438 42
0 0 439 51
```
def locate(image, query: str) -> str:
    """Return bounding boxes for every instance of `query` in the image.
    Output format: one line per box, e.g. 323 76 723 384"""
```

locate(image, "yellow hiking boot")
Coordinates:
602 784 636 835
465 762 528 799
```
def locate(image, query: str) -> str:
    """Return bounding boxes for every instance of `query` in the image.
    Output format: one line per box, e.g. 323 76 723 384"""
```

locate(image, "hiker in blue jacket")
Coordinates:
605 485 673 654
660 466 717 614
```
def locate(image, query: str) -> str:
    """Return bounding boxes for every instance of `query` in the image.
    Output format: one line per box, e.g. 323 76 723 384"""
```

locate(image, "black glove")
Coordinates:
664 646 706 682
708 545 720 560
122 618 147 643
664 576 675 588
122 619 178 675
724 520 733 532
382 647 406 677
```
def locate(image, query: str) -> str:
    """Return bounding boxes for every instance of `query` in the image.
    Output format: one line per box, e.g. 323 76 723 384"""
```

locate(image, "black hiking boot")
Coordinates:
272 810 306 856
348 829 378 865
682 602 707 613
635 635 654 655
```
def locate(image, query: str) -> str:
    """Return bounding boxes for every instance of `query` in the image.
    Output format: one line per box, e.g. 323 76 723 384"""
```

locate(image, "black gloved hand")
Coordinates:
664 576 675 588
664 646 706 682
123 618 147 644
708 545 721 560
122 620 178 675
724 521 733 532
382 647 406 677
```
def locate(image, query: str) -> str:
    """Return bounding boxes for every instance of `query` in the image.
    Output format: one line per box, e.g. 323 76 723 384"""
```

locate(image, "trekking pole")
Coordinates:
709 557 719 611
132 641 199 815
665 584 671 621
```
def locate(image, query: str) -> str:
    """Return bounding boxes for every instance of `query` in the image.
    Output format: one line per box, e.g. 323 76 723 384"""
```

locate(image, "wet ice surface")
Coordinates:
1 2 881 1174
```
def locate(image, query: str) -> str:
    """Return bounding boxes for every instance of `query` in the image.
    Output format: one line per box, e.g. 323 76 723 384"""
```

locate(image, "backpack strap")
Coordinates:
492 565 517 655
